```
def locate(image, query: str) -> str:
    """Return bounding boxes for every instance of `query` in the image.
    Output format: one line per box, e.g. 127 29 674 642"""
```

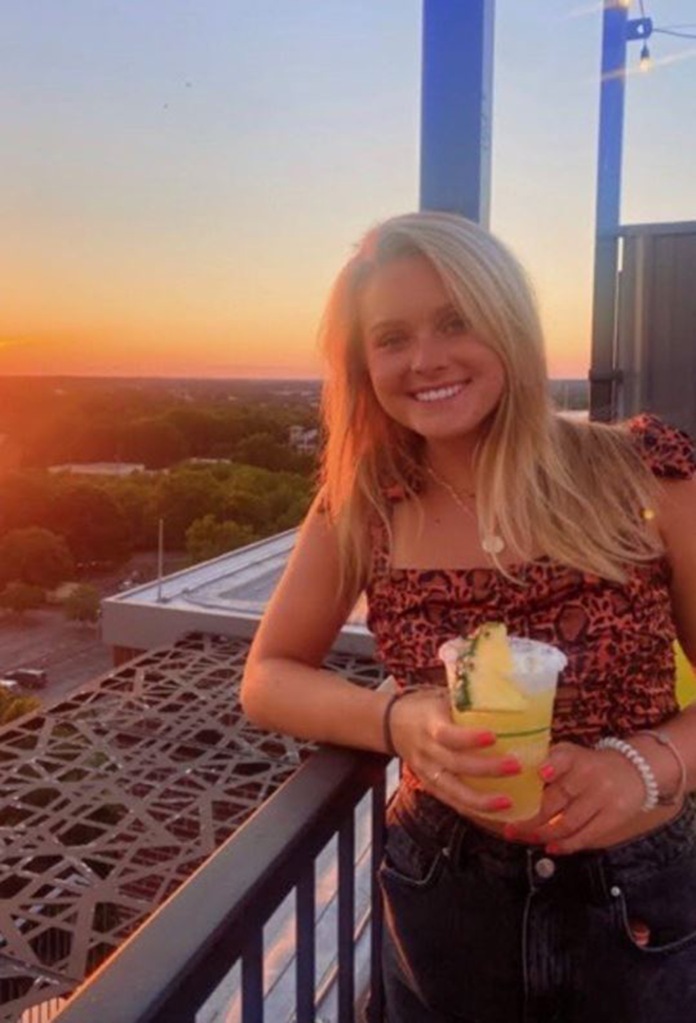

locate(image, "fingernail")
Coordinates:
475 731 496 748
539 764 555 782
488 795 513 811
503 823 519 840
546 842 561 855
501 756 522 775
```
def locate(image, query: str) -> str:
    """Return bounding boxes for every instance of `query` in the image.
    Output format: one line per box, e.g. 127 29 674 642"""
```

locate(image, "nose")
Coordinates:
411 331 446 373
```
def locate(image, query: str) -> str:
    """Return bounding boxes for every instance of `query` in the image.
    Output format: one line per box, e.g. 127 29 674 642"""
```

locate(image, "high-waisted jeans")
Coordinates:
378 785 696 1023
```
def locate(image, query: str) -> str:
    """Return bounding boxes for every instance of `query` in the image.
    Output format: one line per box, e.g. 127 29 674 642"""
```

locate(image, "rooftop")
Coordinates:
102 531 371 657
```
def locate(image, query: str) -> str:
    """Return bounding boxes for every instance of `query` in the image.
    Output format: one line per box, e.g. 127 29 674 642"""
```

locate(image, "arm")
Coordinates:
242 497 523 815
241 496 389 752
627 475 696 783
513 477 696 852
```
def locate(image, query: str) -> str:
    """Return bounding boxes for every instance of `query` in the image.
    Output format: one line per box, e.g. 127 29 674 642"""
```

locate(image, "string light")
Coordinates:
632 0 652 72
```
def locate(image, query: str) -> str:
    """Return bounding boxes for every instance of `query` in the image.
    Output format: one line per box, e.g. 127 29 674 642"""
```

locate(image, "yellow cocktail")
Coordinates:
451 689 557 821
439 629 567 822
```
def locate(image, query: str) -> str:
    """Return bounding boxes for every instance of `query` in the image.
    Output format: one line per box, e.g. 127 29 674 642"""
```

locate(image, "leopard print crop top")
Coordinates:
365 414 696 747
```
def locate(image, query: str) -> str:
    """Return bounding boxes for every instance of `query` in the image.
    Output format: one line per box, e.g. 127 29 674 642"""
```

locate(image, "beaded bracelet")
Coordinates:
595 736 659 812
641 730 688 806
382 692 404 758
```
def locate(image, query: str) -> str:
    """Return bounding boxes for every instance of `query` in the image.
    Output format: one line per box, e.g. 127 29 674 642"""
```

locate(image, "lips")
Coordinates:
412 381 468 403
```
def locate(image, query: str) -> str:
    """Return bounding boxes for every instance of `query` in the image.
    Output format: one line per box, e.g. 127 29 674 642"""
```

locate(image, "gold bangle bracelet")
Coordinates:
641 729 688 806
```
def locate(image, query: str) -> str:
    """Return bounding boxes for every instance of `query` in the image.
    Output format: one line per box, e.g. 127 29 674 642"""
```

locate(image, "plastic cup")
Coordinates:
438 635 567 822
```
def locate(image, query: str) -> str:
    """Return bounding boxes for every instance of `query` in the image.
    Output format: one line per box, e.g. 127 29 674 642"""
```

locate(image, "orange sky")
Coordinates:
3 2 693 381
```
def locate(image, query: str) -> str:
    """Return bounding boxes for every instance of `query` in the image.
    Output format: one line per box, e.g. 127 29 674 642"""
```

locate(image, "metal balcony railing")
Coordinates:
52 744 391 1023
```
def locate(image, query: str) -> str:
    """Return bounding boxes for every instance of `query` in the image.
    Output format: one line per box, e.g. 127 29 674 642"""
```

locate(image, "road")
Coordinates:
0 607 113 703
0 551 188 705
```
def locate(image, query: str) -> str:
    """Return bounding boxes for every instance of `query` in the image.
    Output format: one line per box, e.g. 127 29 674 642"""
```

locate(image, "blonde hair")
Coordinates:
318 211 661 599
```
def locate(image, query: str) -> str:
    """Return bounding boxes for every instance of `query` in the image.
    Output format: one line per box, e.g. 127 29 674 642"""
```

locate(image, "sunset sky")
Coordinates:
3 1 695 380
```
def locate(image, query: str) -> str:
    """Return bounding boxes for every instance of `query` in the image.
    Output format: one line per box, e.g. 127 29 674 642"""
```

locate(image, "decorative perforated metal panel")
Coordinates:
0 633 385 1022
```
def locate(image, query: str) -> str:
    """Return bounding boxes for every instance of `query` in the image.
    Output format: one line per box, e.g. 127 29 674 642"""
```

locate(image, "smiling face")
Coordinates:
359 254 506 451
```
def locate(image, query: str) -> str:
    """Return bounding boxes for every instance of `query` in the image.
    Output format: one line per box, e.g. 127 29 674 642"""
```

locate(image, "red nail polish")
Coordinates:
475 731 496 748
488 795 513 811
546 842 561 855
539 764 555 782
501 756 522 775
503 823 519 841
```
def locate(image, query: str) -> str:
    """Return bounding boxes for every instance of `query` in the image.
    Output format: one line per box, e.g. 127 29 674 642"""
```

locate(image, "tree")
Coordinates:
0 472 54 535
120 418 188 469
0 581 44 615
49 482 131 565
0 527 74 587
0 689 41 725
104 476 159 550
232 432 289 472
64 584 101 623
186 515 256 564
153 469 226 547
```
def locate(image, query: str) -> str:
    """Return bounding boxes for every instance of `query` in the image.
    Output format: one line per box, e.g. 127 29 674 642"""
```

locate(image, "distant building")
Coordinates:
48 462 146 477
186 457 233 466
288 425 319 453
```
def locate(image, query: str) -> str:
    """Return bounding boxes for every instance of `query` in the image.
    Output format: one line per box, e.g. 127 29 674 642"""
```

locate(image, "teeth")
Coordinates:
415 384 463 403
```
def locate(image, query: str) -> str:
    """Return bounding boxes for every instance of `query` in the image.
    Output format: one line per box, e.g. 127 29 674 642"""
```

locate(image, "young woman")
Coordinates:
241 211 696 1022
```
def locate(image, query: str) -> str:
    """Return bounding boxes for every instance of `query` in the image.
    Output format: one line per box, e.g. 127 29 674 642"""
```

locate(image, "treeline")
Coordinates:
0 380 318 609
0 462 313 588
3 398 315 474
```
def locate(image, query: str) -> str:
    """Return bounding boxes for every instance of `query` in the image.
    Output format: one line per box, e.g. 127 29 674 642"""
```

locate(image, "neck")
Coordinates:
425 442 478 497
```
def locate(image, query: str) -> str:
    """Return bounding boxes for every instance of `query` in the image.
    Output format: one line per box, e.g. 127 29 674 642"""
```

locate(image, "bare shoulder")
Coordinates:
247 495 358 668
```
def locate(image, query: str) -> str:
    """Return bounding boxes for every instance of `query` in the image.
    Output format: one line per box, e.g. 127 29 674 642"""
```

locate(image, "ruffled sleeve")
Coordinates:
628 413 696 480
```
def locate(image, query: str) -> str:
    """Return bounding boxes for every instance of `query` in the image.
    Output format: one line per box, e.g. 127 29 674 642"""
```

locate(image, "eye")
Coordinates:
373 330 408 350
440 312 468 335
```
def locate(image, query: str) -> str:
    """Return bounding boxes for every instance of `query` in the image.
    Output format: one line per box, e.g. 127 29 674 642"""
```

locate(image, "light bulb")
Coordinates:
639 42 652 72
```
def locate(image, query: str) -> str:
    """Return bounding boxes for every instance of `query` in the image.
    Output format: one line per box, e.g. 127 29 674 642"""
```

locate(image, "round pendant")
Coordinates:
481 534 505 555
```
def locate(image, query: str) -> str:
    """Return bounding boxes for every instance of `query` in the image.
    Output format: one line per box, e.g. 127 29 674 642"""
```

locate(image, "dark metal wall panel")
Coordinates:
616 224 696 438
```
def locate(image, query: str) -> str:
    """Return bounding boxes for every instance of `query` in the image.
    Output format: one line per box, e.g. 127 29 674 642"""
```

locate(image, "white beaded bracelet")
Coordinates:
595 736 659 812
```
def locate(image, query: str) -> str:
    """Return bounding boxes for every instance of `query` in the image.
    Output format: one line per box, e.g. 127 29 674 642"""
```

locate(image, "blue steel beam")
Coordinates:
590 2 652 421
420 0 495 225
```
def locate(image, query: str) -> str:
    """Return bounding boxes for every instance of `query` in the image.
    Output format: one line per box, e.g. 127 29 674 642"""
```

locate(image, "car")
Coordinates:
2 668 48 689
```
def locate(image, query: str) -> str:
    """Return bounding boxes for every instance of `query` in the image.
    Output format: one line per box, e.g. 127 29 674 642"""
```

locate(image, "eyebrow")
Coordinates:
366 303 460 337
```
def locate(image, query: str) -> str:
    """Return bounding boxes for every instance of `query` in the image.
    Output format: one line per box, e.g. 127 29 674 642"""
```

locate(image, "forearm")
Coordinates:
241 657 393 754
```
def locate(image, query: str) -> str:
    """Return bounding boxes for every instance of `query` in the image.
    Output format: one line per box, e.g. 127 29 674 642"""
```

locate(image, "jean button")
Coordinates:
535 856 556 879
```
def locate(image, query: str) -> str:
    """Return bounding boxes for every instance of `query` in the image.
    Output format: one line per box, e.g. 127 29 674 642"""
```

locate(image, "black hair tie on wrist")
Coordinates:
382 691 404 757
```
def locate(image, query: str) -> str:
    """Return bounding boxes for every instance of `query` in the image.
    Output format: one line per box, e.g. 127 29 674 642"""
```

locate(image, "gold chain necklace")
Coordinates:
426 465 505 556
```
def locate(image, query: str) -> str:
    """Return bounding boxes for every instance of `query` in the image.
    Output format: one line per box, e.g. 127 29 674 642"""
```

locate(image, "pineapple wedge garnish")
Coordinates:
452 622 528 712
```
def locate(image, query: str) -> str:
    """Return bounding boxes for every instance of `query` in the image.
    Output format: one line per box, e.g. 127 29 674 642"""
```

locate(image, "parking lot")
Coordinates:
0 552 188 706
0 606 113 704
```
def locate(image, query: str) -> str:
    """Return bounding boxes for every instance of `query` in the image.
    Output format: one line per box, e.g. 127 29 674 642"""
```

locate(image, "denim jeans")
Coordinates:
378 785 696 1023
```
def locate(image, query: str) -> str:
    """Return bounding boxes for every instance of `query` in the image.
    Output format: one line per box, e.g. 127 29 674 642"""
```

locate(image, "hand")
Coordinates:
389 689 524 818
508 741 648 853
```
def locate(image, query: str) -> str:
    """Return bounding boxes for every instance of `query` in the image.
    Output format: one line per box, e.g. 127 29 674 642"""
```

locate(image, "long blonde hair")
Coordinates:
319 211 661 599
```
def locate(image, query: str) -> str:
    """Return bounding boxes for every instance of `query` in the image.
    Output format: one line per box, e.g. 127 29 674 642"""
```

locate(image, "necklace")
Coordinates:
426 465 505 556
